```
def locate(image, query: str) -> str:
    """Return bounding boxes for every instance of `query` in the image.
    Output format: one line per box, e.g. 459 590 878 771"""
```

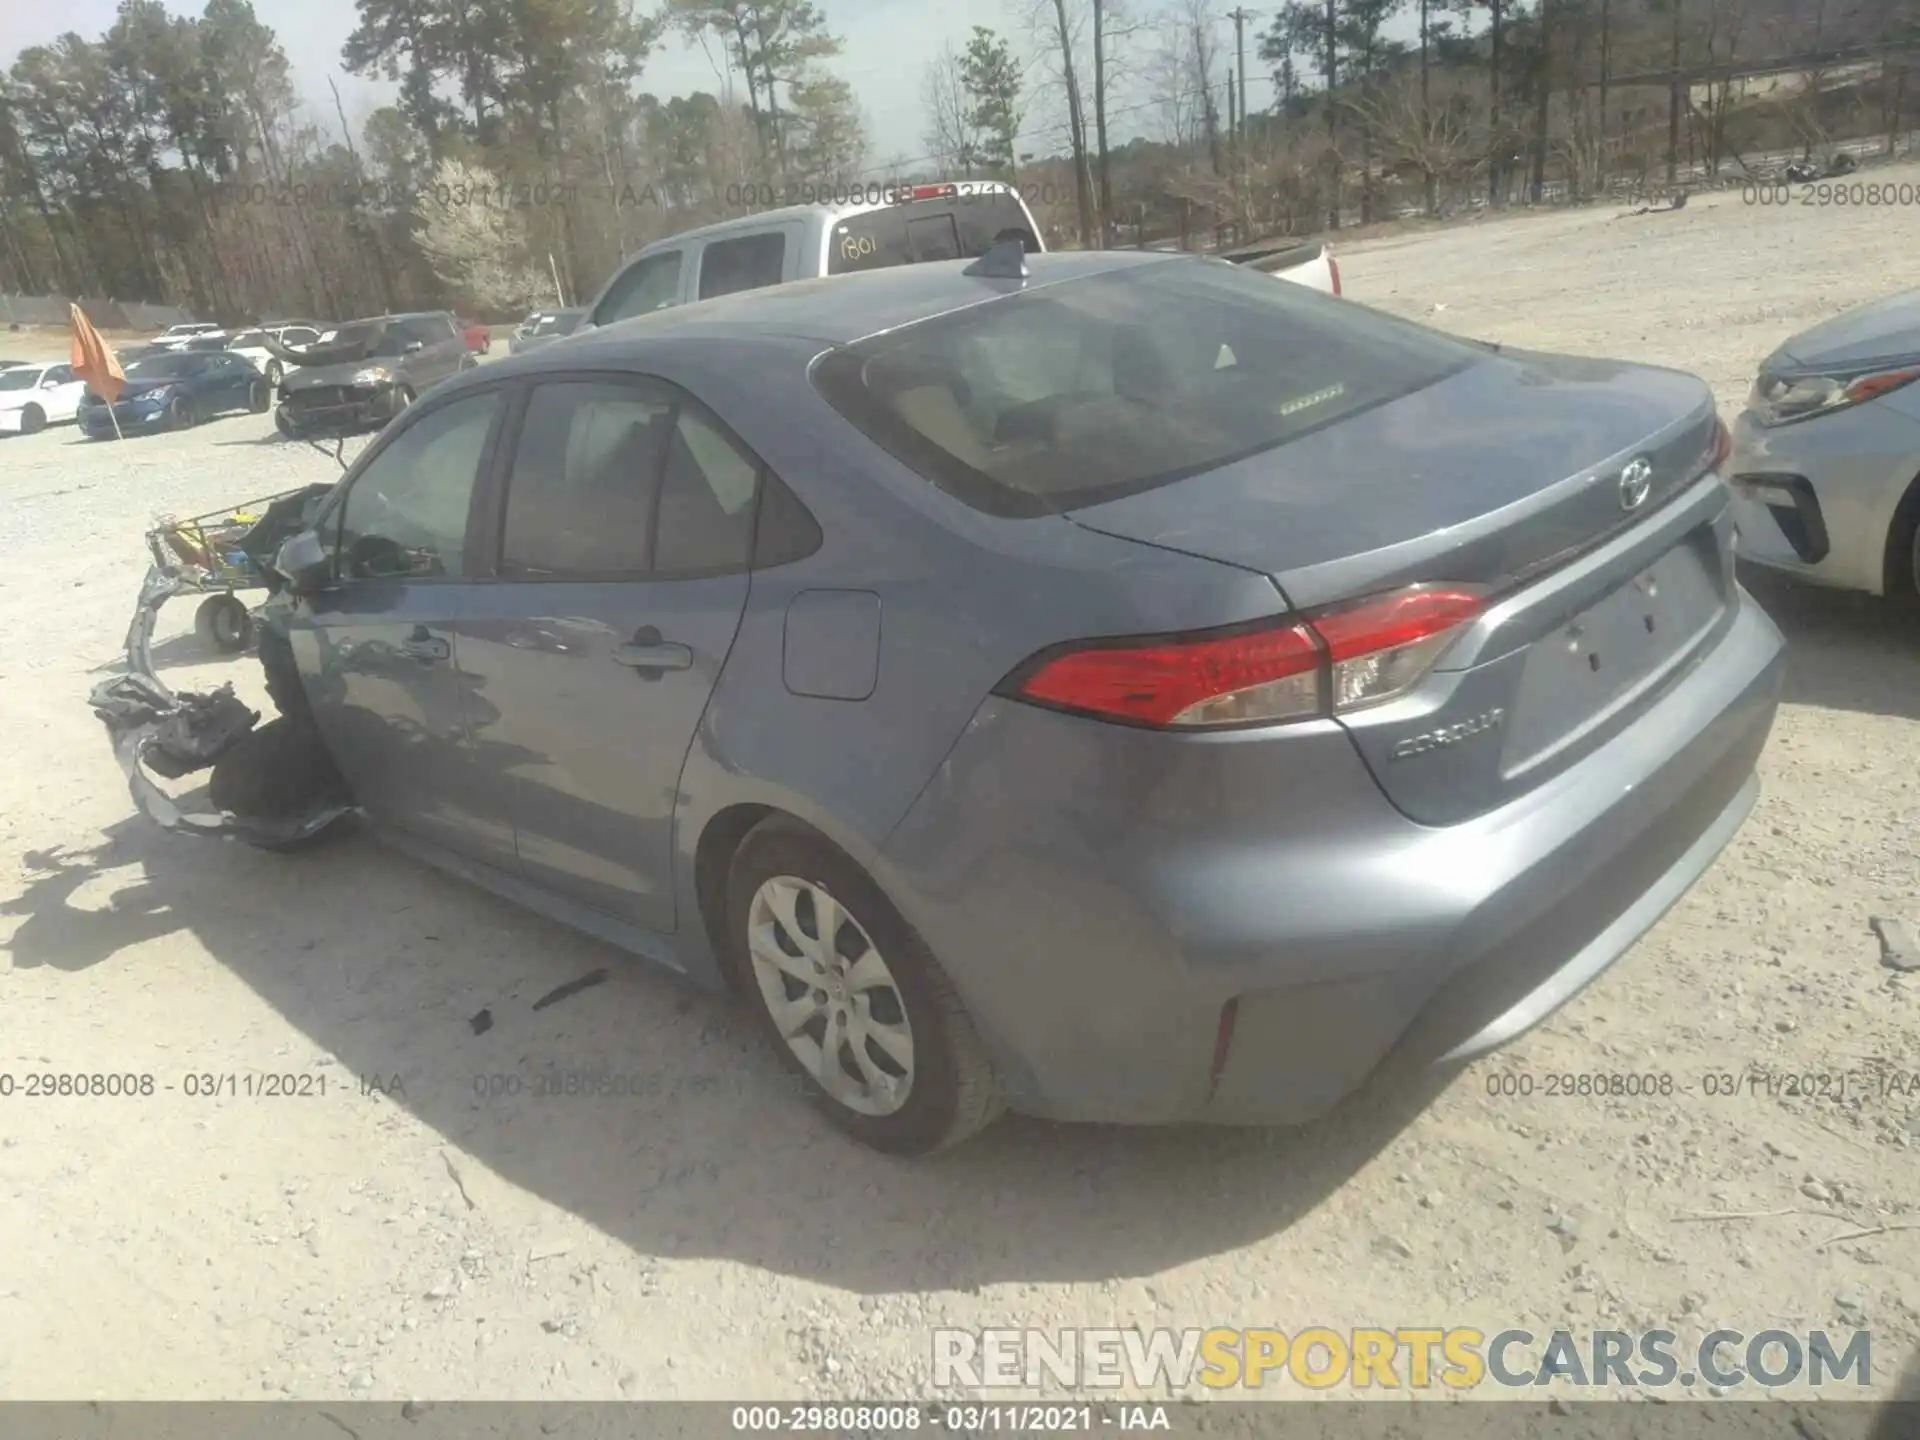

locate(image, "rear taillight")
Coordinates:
1328 255 1343 297
896 184 958 202
1003 585 1485 730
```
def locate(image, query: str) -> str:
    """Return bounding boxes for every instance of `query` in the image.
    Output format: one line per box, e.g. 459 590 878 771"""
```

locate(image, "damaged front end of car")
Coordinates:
87 503 358 849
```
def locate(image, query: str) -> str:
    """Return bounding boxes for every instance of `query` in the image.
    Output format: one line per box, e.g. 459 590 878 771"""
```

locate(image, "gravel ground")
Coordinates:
0 172 1916 1406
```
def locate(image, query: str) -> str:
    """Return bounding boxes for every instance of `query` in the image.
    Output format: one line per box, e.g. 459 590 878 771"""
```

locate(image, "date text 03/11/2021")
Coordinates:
728 1405 1173 1433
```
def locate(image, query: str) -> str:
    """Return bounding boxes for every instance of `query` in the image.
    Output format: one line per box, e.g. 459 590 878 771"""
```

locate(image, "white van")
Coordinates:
579 181 1046 332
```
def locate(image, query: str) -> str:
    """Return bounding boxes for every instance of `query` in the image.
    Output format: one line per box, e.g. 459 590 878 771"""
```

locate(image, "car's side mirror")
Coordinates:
274 530 332 594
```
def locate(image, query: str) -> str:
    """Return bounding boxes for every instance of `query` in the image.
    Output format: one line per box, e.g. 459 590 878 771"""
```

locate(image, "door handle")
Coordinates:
401 625 450 663
612 626 692 675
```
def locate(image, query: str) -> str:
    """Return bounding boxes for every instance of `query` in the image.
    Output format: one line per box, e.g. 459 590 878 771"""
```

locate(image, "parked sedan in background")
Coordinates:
77 348 270 438
1728 287 1920 603
506 308 583 353
106 252 1784 1157
0 360 86 434
153 321 224 348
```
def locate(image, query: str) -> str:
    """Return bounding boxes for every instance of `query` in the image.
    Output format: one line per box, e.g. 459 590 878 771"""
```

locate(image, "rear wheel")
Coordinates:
274 408 300 441
194 594 252 653
19 404 45 435
722 817 1004 1155
247 379 270 413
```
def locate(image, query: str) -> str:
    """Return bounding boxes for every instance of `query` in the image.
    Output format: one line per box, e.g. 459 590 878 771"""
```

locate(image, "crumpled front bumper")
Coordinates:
87 565 354 845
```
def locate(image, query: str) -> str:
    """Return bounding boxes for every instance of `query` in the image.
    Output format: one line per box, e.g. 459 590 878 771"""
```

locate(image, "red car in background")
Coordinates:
459 318 490 355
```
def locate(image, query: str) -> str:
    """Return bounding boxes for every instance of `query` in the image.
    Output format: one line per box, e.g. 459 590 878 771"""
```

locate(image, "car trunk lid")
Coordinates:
1066 349 1736 824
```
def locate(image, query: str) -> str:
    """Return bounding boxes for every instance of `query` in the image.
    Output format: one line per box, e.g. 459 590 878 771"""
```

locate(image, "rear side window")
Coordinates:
501 380 672 577
812 258 1482 518
594 250 684 325
698 233 786 300
829 193 1037 275
496 378 780 579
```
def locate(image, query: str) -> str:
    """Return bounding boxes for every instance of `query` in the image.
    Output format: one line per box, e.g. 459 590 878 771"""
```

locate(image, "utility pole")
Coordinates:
1229 8 1256 141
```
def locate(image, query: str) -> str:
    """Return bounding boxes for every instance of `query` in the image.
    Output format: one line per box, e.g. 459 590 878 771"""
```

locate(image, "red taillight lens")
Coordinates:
1329 255 1343 296
1012 620 1324 728
907 184 958 201
1006 585 1485 729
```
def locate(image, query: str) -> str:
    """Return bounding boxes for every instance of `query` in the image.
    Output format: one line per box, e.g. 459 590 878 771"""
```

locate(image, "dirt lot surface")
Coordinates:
1 172 1917 1407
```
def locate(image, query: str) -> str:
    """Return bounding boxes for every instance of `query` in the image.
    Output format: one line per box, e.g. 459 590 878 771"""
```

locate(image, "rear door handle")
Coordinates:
612 625 692 674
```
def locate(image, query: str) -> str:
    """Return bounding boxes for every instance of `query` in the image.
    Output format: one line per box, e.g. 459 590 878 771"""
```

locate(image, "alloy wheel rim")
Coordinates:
746 875 915 1117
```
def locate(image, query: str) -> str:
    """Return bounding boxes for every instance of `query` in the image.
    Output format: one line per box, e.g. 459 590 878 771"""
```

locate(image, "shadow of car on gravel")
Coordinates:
1740 565 1920 723
3 812 1459 1292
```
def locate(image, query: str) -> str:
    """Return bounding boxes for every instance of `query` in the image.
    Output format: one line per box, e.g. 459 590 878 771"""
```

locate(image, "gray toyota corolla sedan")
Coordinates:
94 247 1785 1155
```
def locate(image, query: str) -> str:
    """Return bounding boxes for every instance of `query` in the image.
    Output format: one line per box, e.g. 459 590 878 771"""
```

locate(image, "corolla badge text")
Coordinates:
1390 708 1506 760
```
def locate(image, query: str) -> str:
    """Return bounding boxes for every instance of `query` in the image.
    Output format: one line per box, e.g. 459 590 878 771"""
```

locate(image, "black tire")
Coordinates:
167 396 194 430
274 407 300 441
722 817 1004 1155
194 594 253 653
247 379 270 413
208 716 350 853
19 404 45 435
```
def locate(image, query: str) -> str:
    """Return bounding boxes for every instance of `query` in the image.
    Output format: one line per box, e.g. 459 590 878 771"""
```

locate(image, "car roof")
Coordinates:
573 250 1174 352
634 181 1029 254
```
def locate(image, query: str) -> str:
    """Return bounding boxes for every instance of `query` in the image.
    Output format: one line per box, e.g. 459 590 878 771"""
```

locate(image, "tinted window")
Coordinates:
282 327 320 346
813 258 1481 517
593 251 683 325
230 331 266 347
828 193 1036 275
655 406 760 572
698 233 786 300
44 364 73 384
337 391 498 580
0 369 39 391
501 380 673 577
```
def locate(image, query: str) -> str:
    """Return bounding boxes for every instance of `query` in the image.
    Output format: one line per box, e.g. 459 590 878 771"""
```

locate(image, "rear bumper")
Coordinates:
879 591 1784 1125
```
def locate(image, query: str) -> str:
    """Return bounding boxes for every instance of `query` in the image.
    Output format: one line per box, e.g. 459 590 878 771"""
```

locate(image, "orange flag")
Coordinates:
70 303 126 405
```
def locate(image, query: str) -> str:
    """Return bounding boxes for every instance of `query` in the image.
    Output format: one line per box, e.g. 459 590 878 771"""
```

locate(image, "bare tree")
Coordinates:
1023 0 1098 245
921 43 979 174
1352 70 1483 213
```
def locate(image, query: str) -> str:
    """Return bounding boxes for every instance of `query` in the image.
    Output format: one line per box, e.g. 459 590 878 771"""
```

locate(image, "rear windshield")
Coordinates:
828 192 1038 275
811 257 1482 517
127 352 212 378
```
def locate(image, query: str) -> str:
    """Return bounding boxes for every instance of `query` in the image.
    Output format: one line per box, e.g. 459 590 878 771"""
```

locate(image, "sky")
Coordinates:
0 0 1340 176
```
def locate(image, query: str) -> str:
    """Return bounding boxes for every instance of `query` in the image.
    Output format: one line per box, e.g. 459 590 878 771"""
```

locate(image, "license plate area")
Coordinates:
1500 529 1725 776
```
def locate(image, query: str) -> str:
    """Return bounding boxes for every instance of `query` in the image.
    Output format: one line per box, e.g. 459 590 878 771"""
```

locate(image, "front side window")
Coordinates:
813 257 1483 516
594 251 684 325
336 391 499 580
698 233 786 300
